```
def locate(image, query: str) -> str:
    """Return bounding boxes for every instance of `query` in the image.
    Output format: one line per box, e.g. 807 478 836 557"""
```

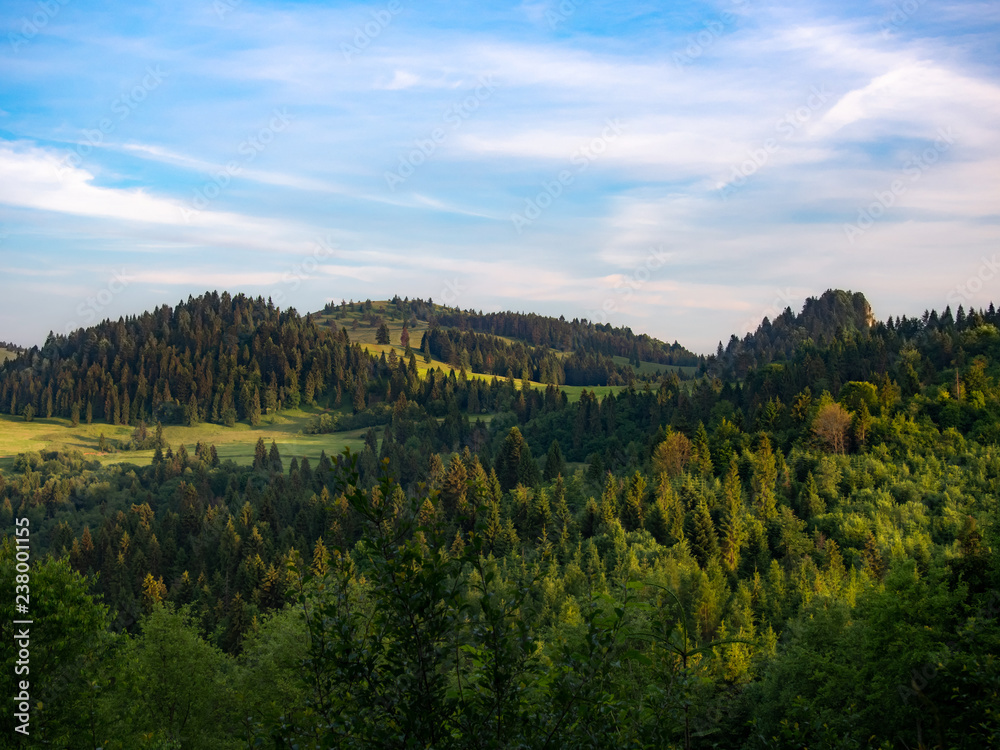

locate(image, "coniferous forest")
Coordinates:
1 289 999 749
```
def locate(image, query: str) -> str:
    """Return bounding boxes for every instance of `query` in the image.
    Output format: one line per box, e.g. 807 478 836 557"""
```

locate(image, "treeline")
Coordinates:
712 289 1000 381
420 326 650 386
386 295 699 366
323 295 431 326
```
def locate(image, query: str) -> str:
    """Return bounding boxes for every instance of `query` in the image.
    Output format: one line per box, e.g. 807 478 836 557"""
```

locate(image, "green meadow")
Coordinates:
0 408 367 472
610 354 697 377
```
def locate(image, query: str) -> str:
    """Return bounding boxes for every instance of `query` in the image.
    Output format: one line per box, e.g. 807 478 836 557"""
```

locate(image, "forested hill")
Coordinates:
325 295 700 367
711 289 1000 384
0 292 365 425
0 291 696 425
712 290 874 378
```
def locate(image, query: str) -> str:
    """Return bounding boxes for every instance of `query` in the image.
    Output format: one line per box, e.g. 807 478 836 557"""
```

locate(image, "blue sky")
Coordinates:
1 0 998 352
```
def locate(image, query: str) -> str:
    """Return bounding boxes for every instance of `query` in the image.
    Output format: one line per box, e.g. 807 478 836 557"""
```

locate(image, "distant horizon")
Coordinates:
2 0 998 353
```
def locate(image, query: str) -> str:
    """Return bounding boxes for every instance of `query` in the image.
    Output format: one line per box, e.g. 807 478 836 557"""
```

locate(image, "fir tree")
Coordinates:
543 439 566 481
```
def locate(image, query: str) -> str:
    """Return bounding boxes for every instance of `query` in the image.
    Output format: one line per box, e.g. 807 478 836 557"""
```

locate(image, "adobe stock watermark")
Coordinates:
880 0 925 38
180 108 292 222
546 0 582 29
54 268 131 337
735 286 799 336
8 0 71 53
673 0 748 68
341 1 402 62
586 245 671 324
718 85 831 200
510 117 624 234
843 127 954 245
269 234 340 307
947 254 1000 308
213 0 242 20
53 66 168 181
384 75 497 191
439 278 466 307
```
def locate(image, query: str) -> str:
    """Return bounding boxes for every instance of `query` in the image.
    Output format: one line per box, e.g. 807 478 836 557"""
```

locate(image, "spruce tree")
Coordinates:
543 439 565 481
253 437 267 470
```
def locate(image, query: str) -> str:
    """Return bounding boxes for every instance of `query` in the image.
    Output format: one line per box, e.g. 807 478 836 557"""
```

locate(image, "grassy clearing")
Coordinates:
611 355 697 377
560 385 625 402
312 300 429 348
0 349 18 364
358 343 549 390
0 408 367 472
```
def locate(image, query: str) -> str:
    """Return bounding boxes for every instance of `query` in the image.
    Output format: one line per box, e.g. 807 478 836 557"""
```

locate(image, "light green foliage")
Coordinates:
99 605 237 749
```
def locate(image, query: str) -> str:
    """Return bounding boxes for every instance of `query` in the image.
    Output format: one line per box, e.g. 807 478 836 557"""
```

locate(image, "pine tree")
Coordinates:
599 473 620 529
517 443 541 488
266 375 279 413
249 387 262 426
253 437 267 470
689 498 720 568
751 435 778 520
311 538 330 576
441 455 468 520
268 440 283 474
692 422 713 477
543 439 566 481
798 471 825 519
495 426 529 491
621 471 646 531
530 488 552 538
647 474 685 545
720 459 746 572
483 501 503 555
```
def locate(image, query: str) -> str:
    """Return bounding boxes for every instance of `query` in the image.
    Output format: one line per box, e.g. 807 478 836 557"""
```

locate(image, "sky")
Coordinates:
0 0 998 353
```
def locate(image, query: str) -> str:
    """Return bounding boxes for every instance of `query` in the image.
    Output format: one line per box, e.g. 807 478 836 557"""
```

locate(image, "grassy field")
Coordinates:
0 407 368 472
0 349 18 364
560 385 625 402
313 301 429 347
358 342 551 389
611 355 697 377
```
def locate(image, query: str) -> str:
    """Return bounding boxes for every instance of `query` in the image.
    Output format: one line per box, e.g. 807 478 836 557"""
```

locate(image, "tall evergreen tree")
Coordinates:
543 439 566 481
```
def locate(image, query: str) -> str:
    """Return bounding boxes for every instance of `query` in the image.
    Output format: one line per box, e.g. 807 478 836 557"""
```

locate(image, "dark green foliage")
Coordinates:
495 426 539 490
543 439 565 481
